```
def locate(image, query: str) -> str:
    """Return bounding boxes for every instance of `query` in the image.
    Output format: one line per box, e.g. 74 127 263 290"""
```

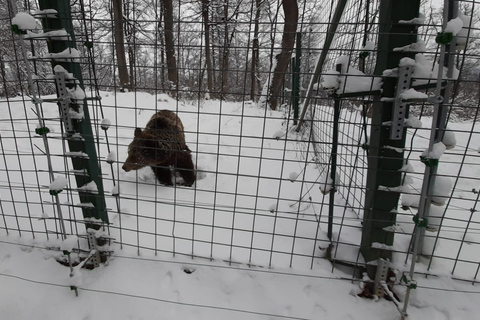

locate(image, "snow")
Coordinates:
399 13 426 25
393 40 427 53
399 57 415 67
111 185 119 196
405 115 422 128
456 12 472 50
399 88 428 101
11 12 37 30
39 48 81 62
106 151 116 164
442 129 456 149
321 56 382 94
77 181 98 194
411 53 459 86
431 176 453 205
49 176 68 192
444 17 464 36
68 87 86 101
25 29 70 41
101 118 112 130
361 41 375 51
33 9 58 18
65 151 89 159
53 65 75 79
421 142 446 159
60 235 79 252
288 171 298 182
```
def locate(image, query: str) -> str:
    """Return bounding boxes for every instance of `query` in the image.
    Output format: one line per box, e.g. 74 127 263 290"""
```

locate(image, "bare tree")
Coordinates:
112 0 129 90
163 0 178 92
267 0 298 110
201 0 214 96
250 0 262 101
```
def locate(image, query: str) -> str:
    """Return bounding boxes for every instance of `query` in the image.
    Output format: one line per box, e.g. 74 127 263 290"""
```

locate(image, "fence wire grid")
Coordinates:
0 0 480 289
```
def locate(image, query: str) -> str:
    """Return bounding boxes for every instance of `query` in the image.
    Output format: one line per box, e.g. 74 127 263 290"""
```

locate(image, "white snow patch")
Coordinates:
444 17 463 36
412 53 459 86
321 56 382 94
393 40 427 52
68 86 85 101
60 235 78 252
399 13 426 25
456 12 472 50
49 176 68 192
442 129 456 149
106 151 116 163
101 118 112 130
400 88 428 101
399 57 415 67
361 41 375 51
25 29 69 41
432 176 453 205
12 12 37 30
288 171 298 182
111 185 119 196
77 181 98 194
422 142 446 159
405 115 422 128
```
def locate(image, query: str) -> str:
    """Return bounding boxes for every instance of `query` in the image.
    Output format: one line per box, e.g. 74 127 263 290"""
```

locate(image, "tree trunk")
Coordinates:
219 1 229 100
201 0 213 96
268 0 298 110
163 0 178 92
250 0 261 101
112 0 129 90
157 2 166 91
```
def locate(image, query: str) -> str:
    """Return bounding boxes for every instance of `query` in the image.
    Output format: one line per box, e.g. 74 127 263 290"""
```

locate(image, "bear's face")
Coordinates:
122 128 166 172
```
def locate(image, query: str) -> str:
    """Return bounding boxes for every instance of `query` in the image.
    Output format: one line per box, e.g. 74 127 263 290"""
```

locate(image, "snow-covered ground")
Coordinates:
1 91 480 319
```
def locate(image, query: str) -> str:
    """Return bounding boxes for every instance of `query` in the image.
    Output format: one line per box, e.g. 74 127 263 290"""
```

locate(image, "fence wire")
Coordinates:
0 0 479 288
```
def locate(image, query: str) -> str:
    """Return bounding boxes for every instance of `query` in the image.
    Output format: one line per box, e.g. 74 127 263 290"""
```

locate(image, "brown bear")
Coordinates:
122 110 195 186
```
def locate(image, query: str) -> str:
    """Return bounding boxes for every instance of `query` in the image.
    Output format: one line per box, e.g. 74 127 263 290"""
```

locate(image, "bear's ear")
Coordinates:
134 128 142 138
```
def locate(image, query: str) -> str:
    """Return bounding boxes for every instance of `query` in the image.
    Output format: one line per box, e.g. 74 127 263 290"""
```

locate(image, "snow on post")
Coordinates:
320 55 382 94
319 171 339 195
399 88 428 101
456 12 471 50
444 17 464 36
77 181 98 194
49 176 68 195
101 118 112 131
431 176 453 205
106 151 116 164
11 12 37 31
60 235 79 253
421 142 446 160
442 129 456 149
398 13 426 25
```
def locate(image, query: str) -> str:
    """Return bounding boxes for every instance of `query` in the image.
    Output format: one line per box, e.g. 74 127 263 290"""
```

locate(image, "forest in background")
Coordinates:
0 0 479 117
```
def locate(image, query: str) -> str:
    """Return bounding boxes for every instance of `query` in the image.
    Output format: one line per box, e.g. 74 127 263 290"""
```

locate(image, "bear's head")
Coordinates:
122 128 168 172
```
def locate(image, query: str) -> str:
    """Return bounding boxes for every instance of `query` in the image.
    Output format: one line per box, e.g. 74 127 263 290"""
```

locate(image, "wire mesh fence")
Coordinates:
0 0 479 293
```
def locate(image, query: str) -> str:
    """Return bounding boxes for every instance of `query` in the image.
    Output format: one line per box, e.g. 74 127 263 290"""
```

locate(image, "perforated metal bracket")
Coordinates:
390 65 414 140
55 71 74 133
87 231 101 268
374 258 389 297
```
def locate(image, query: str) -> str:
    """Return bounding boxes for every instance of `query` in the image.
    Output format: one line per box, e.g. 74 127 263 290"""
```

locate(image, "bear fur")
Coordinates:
122 110 195 186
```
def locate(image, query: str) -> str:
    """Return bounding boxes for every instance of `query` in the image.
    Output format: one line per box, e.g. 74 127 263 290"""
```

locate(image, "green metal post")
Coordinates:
361 0 420 274
38 0 108 230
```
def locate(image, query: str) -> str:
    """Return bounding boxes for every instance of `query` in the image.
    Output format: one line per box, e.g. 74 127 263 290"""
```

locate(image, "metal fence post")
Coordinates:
37 0 109 231
360 0 420 275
